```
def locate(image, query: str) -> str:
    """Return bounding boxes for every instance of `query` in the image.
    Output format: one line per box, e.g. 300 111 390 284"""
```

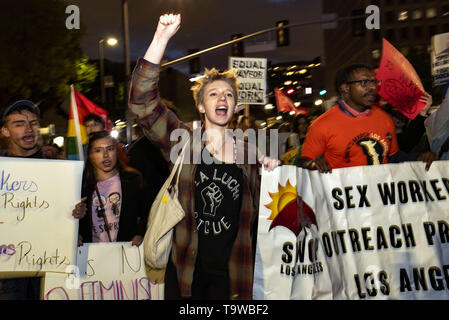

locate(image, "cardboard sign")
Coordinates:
43 242 163 300
0 157 83 277
377 38 426 119
254 162 449 300
229 57 267 105
431 32 449 86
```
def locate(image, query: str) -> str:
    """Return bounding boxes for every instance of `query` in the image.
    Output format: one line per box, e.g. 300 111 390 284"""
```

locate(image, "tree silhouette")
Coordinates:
0 0 86 111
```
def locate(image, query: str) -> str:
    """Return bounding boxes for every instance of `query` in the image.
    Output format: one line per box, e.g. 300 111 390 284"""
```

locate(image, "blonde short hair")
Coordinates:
190 68 239 107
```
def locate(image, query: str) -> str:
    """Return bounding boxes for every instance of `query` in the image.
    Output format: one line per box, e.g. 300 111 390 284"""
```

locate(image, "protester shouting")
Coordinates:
80 113 129 165
73 131 149 246
0 100 45 300
128 13 279 300
297 64 438 173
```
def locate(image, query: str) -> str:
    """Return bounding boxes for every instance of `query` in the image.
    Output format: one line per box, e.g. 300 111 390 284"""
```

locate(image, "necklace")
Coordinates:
209 136 237 163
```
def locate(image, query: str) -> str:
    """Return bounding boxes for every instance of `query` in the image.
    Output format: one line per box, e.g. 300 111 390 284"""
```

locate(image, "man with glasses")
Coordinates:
297 64 437 172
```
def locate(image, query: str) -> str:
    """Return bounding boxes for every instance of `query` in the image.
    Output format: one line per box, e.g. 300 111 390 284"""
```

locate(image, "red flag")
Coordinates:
67 88 111 160
70 89 111 130
275 88 308 115
275 88 294 112
376 38 426 119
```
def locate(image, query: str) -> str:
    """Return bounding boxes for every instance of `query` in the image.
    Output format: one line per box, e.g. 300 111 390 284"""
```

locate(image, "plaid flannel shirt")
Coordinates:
129 58 261 300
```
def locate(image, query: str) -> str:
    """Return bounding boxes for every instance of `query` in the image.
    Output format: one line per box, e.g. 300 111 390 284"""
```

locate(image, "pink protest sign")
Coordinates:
377 38 425 119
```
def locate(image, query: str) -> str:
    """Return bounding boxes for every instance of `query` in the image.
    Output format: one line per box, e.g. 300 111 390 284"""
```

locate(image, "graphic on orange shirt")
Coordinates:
265 180 316 236
344 132 392 165
301 106 398 169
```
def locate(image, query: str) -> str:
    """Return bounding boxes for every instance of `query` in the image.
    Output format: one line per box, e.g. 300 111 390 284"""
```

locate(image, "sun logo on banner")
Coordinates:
265 180 299 235
265 179 317 236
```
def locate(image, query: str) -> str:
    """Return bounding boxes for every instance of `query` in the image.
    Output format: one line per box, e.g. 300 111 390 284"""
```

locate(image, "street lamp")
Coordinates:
107 38 118 46
98 37 118 107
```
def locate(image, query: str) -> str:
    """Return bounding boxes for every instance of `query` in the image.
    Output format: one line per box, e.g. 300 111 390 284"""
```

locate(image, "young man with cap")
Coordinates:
0 100 43 299
0 100 42 158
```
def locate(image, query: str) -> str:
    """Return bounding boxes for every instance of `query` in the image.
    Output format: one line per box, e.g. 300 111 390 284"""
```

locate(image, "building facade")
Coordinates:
323 0 449 96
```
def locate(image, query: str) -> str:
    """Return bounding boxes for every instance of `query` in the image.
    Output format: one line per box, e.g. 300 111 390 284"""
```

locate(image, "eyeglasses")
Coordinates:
346 79 381 87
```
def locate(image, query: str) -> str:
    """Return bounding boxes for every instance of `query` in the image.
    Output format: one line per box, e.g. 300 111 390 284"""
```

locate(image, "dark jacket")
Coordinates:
397 115 428 153
79 168 150 243
127 135 169 208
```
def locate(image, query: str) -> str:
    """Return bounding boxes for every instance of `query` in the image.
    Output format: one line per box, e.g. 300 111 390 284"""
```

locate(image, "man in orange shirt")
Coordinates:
298 64 437 173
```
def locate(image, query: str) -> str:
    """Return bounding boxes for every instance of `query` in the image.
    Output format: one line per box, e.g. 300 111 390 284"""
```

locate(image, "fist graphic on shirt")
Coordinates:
201 182 224 217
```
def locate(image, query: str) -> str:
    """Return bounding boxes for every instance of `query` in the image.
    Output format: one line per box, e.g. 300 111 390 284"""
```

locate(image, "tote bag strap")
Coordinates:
167 137 190 192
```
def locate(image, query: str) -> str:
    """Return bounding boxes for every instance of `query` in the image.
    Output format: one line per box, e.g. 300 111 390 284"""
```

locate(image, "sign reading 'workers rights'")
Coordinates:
0 157 83 277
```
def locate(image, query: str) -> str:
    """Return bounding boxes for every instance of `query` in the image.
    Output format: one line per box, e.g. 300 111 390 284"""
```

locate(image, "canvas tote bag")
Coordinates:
143 139 189 272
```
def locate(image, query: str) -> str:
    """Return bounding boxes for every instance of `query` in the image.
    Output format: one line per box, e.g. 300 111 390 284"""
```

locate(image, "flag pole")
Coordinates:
70 85 84 162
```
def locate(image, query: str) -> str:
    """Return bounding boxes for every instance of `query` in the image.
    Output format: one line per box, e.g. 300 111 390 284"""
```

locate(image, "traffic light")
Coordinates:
188 49 200 74
231 34 244 57
276 20 289 47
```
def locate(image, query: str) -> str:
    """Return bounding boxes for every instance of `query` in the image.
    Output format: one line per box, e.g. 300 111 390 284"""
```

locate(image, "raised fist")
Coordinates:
201 182 224 217
154 13 181 43
144 13 181 65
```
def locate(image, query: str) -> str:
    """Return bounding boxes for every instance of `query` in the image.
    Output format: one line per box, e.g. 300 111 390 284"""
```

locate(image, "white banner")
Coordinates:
0 157 83 276
43 242 164 300
229 56 267 105
254 162 449 300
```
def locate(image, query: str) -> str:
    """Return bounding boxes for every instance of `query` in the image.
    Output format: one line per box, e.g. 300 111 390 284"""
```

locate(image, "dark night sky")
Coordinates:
69 0 324 74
